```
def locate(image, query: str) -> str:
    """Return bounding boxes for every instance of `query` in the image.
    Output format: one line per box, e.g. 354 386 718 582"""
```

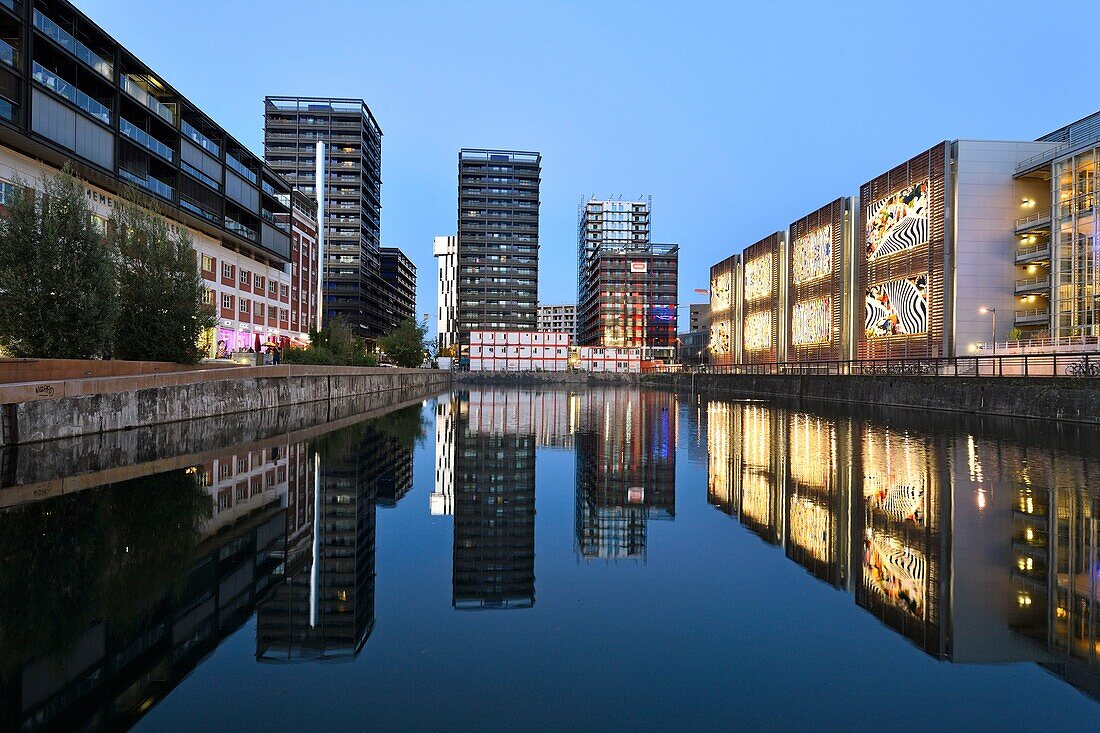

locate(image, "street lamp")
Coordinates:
979 307 997 353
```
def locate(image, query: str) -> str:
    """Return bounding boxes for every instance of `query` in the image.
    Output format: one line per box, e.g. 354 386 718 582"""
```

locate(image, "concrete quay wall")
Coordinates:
0 365 451 445
647 372 1100 424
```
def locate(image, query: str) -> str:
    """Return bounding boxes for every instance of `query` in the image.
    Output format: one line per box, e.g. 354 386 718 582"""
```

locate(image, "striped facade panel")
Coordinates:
859 143 948 360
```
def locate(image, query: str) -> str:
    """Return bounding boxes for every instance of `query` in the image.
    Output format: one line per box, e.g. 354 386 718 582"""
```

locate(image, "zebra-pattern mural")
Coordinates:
866 180 929 260
865 275 928 338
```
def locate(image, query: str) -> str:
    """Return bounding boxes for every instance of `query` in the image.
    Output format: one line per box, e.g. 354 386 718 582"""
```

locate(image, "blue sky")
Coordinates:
78 0 1100 331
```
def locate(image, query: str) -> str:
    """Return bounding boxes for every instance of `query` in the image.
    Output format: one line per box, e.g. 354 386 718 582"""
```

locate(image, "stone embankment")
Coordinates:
0 364 451 445
647 372 1100 424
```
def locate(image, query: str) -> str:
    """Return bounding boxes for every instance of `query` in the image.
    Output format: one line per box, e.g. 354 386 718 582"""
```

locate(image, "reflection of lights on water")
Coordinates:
1056 606 1067 619
977 487 988 511
1016 557 1034 571
1026 527 1034 541
1017 593 1033 607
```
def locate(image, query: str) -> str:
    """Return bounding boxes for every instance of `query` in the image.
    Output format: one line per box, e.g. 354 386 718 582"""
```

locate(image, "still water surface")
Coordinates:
2 387 1099 731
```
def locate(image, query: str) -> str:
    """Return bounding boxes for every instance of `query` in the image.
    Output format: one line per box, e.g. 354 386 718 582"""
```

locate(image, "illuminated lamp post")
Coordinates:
979 307 997 354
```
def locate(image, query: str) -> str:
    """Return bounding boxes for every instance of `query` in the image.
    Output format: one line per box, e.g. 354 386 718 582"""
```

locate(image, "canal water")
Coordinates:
1 387 1098 731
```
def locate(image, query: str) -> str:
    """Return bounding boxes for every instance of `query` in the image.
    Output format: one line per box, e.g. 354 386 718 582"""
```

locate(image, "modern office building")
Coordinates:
0 0 315 354
537 303 577 340
1012 110 1100 343
265 96 412 339
433 234 458 351
379 246 417 328
456 149 541 343
708 132 1066 364
689 303 710 332
577 197 679 355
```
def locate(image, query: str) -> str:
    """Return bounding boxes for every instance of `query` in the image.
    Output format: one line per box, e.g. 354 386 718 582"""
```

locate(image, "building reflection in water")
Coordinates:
447 390 559 609
574 389 677 561
702 397 1100 700
0 406 421 729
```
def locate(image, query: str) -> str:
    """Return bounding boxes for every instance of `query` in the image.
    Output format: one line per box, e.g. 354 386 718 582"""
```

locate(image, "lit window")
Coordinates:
202 254 214 272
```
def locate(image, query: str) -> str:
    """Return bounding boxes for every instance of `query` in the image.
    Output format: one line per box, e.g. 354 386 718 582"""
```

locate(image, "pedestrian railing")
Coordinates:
653 352 1100 378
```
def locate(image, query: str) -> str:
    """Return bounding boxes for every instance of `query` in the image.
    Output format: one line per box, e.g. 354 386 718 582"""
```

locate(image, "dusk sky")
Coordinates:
78 0 1100 331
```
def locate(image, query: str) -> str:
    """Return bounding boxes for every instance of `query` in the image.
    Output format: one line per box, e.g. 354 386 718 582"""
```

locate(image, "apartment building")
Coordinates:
379 246 417 326
265 96 414 338
434 234 458 351
0 0 315 354
456 149 541 342
537 303 577 339
576 197 678 356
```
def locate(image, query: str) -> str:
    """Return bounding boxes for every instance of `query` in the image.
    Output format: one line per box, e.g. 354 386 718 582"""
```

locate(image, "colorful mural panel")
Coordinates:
793 225 832 284
711 271 731 310
792 297 831 346
710 321 731 355
866 180 929 260
865 275 928 338
743 312 772 352
743 255 772 302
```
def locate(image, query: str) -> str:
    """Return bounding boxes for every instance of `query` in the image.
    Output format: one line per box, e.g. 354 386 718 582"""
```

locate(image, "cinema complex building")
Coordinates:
708 110 1100 367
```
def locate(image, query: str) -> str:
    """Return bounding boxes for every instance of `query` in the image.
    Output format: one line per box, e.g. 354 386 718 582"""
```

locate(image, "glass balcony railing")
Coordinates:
226 154 258 185
120 168 173 200
33 10 112 80
261 208 290 233
0 97 12 122
0 38 17 68
0 0 13 11
180 197 218 223
120 118 173 161
180 161 219 191
181 120 219 158
32 63 110 124
120 75 175 125
224 216 257 241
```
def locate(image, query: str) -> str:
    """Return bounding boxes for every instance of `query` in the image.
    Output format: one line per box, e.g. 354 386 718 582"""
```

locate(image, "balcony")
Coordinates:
1014 242 1050 263
33 10 113 80
120 118 173 161
1014 275 1050 294
0 38 17 68
121 75 175 125
1014 308 1050 325
1014 210 1050 234
224 216 257 241
32 63 110 124
119 168 173 200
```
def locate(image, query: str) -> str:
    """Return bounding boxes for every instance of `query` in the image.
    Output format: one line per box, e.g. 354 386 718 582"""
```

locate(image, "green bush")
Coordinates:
283 319 377 366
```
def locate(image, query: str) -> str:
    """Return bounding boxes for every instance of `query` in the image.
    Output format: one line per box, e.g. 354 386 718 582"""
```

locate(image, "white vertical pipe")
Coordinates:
315 140 326 330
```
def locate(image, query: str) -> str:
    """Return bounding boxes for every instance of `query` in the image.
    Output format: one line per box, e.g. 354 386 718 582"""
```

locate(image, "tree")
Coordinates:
110 192 215 363
0 169 118 358
283 317 376 366
378 319 428 368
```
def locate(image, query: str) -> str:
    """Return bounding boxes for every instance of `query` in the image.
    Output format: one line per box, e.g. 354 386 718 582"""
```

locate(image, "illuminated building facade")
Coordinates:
787 197 858 362
576 197 679 355
708 254 740 365
741 232 785 365
707 127 1087 363
1012 110 1100 342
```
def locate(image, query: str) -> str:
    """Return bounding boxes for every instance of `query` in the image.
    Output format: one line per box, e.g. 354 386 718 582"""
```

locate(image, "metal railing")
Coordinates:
1015 210 1051 230
1015 275 1050 291
1015 242 1050 260
658 352 1100 378
1016 141 1070 172
1013 308 1049 321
